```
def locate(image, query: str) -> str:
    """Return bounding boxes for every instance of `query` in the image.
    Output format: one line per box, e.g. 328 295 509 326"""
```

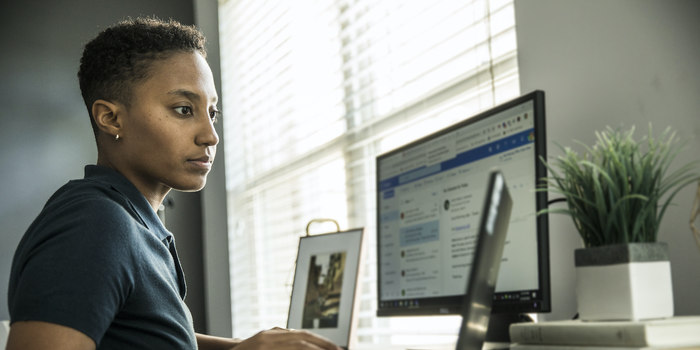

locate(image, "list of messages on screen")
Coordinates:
377 100 540 308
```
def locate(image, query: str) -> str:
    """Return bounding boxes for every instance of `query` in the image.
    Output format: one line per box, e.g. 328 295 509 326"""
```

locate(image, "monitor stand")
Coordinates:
484 313 534 344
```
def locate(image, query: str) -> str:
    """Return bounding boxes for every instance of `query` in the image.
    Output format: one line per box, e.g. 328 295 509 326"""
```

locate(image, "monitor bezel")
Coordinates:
375 90 550 317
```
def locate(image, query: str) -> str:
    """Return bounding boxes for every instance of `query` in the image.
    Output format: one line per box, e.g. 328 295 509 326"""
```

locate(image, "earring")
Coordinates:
115 134 120 141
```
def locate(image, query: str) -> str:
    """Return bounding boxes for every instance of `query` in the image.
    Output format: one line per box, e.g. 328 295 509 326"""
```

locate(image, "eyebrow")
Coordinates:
167 89 218 104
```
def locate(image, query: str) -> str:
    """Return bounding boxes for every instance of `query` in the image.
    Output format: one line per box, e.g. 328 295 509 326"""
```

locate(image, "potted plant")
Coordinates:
539 125 700 321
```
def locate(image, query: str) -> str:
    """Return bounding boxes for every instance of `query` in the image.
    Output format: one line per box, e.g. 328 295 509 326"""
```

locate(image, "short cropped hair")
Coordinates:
78 17 207 141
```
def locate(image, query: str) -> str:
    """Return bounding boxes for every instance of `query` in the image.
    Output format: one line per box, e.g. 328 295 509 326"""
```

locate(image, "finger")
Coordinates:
268 327 289 332
291 330 342 350
283 337 338 350
245 330 341 350
263 329 340 350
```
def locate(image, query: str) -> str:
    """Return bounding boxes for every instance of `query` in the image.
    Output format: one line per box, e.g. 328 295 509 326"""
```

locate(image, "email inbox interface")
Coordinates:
378 102 539 303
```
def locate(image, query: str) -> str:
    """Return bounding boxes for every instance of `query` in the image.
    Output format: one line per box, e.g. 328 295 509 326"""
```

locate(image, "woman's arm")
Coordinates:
197 333 242 349
6 321 96 350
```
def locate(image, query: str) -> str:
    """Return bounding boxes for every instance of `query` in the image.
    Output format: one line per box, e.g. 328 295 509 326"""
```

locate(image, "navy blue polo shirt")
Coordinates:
8 165 197 349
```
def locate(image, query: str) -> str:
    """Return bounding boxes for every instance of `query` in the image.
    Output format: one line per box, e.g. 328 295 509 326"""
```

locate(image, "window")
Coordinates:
219 0 519 345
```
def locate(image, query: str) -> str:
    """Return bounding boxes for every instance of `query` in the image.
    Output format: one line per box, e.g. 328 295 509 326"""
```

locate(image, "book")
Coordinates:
510 344 700 350
509 316 700 347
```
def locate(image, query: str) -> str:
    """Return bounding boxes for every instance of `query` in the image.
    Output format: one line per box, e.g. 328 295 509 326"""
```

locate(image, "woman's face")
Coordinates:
116 51 219 194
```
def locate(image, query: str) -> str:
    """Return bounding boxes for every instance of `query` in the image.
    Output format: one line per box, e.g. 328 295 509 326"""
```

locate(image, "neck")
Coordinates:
140 187 171 213
96 153 171 213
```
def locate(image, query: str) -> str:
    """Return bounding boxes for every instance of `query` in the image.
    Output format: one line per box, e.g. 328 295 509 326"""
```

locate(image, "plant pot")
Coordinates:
574 242 674 321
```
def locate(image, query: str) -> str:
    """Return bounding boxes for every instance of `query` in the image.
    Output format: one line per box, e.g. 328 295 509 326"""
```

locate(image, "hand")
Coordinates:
233 327 341 350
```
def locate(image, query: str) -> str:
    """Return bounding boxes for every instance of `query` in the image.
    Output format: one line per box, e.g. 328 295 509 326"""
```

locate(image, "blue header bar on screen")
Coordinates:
399 164 441 184
379 128 534 191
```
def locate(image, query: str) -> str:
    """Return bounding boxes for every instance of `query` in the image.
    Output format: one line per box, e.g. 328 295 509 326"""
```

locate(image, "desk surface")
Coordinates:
352 341 511 350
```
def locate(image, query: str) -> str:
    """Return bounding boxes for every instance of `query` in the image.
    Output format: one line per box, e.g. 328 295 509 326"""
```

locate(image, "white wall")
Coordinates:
515 0 700 321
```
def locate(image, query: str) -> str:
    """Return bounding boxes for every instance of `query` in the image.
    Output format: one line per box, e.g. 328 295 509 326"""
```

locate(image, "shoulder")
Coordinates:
48 177 132 213
8 182 144 345
10 179 145 307
46 178 142 233
19 179 146 259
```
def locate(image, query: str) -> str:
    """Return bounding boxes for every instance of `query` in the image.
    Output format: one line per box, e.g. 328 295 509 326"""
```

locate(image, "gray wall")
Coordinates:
193 0 233 338
515 0 700 321
0 0 216 332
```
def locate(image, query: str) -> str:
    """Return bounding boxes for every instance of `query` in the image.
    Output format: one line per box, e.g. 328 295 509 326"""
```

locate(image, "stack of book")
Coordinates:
508 316 700 350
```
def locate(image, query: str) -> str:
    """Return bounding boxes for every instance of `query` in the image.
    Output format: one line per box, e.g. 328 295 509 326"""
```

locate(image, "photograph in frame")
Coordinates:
287 228 365 349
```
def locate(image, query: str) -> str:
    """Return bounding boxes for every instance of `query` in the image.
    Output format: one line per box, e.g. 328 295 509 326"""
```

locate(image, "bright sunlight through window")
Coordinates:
219 0 519 346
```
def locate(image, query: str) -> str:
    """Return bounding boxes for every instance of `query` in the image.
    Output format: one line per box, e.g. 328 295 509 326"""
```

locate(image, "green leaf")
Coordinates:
538 124 700 246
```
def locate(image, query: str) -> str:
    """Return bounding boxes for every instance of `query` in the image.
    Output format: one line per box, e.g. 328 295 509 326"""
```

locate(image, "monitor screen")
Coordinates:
376 90 549 317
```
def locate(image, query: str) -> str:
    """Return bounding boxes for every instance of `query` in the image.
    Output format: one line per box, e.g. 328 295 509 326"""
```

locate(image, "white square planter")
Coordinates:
0 320 9 349
575 242 674 321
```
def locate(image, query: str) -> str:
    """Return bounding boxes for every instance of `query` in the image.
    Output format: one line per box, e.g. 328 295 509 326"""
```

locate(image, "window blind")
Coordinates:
218 0 519 345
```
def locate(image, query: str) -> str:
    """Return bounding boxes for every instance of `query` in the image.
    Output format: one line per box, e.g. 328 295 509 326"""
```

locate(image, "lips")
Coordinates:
189 155 212 163
188 155 213 169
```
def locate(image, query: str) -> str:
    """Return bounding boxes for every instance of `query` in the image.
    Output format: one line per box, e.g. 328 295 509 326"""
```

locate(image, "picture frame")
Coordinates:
287 228 365 349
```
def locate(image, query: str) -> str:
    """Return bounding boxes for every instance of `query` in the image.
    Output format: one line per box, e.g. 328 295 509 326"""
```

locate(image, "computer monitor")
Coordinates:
375 90 550 335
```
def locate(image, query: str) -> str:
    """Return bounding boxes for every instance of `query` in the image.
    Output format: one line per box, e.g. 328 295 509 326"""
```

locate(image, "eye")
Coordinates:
174 106 193 115
209 109 222 123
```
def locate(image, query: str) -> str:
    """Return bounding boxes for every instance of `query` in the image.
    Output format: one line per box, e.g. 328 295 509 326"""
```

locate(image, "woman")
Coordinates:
6 17 340 350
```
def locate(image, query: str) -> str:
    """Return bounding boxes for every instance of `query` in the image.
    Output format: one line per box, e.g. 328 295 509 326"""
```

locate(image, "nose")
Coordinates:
195 112 219 147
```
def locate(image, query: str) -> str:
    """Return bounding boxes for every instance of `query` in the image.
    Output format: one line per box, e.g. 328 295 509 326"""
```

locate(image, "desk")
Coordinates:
351 341 511 350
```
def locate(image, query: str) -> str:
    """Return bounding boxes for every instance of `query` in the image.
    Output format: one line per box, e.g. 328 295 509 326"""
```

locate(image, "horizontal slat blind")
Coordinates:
219 0 519 345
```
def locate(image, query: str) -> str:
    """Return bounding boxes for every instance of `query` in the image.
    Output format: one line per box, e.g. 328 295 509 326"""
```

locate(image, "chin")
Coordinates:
172 178 208 192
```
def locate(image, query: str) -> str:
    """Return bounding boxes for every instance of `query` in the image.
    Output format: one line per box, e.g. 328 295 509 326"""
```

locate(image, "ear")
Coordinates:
92 99 123 138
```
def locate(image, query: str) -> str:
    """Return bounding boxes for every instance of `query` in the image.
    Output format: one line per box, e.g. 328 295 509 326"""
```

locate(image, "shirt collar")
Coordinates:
84 165 171 241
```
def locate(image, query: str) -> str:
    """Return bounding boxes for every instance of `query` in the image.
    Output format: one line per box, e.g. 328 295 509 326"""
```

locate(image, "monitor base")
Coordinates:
485 313 534 342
